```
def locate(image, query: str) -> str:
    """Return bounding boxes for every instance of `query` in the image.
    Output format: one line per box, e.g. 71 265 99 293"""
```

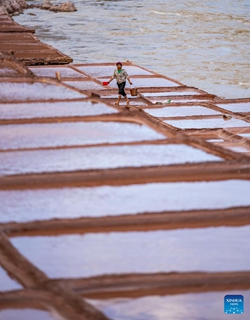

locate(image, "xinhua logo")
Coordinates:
224 295 244 314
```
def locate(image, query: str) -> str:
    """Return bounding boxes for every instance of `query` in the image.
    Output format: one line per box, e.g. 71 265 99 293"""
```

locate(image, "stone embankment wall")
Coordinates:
0 0 27 15
0 0 76 15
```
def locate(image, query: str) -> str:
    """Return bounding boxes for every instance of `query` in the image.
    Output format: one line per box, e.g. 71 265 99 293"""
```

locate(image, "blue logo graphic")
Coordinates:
224 295 244 314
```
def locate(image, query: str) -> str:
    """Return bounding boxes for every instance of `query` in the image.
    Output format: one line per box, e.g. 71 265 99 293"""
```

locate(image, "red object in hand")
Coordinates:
103 81 109 86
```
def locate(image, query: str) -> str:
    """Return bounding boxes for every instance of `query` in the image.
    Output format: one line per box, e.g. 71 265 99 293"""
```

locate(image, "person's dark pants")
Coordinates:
117 81 126 97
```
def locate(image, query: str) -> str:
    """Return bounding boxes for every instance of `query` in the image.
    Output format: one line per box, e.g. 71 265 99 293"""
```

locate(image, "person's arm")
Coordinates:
127 75 132 85
109 70 117 84
108 75 114 83
124 70 132 85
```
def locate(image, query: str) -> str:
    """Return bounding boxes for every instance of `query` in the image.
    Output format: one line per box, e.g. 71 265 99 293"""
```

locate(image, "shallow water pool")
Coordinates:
11 226 250 277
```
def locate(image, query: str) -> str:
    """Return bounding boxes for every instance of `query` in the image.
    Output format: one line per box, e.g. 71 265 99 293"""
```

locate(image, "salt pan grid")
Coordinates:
0 16 250 320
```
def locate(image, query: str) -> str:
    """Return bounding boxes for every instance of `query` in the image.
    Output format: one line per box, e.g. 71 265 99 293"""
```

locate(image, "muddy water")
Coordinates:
89 290 250 320
1 180 250 222
14 0 250 98
11 226 250 277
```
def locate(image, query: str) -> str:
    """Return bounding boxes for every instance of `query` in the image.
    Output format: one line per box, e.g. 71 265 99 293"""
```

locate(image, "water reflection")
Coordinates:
11 226 250 278
89 290 250 320
1 180 250 222
0 266 22 291
0 309 54 320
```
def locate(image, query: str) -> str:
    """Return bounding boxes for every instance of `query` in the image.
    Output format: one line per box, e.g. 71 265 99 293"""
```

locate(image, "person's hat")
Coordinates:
116 61 122 66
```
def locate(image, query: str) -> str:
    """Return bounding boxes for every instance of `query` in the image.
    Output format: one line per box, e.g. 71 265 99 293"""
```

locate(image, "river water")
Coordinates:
14 0 250 99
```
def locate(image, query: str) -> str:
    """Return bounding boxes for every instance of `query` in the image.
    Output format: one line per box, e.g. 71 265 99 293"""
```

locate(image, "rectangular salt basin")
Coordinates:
0 309 55 320
166 99 210 103
1 180 250 222
142 91 201 97
29 66 86 79
109 100 147 106
144 106 221 117
217 102 250 113
0 266 22 291
0 67 19 77
225 146 250 153
89 290 250 320
0 82 86 102
108 77 179 88
64 81 104 91
239 133 250 138
11 226 250 277
100 96 147 106
148 97 211 104
0 144 222 176
165 118 249 129
207 139 224 143
0 122 164 150
75 65 154 77
0 101 117 120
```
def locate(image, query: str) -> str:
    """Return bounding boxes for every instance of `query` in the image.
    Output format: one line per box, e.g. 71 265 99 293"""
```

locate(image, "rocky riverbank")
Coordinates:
0 0 76 15
0 0 27 15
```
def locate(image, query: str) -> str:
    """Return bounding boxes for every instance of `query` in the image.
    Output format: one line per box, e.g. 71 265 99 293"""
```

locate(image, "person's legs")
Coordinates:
116 83 123 105
117 82 129 105
126 95 130 105
115 94 122 105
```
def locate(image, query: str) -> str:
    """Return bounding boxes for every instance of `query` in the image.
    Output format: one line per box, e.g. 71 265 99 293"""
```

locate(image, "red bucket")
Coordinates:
103 81 109 86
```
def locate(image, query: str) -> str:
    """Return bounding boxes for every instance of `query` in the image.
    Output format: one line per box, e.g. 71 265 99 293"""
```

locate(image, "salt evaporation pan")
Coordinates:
144 106 221 117
142 91 201 97
106 77 180 89
29 66 87 79
165 117 248 129
64 81 105 91
0 122 164 150
75 65 154 77
0 101 117 120
0 82 86 102
88 290 250 320
0 144 222 176
1 180 250 222
11 226 250 278
0 309 55 320
216 102 250 113
0 266 22 291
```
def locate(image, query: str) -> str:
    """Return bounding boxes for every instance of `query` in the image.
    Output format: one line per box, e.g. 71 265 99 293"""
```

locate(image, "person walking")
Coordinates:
108 62 132 106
